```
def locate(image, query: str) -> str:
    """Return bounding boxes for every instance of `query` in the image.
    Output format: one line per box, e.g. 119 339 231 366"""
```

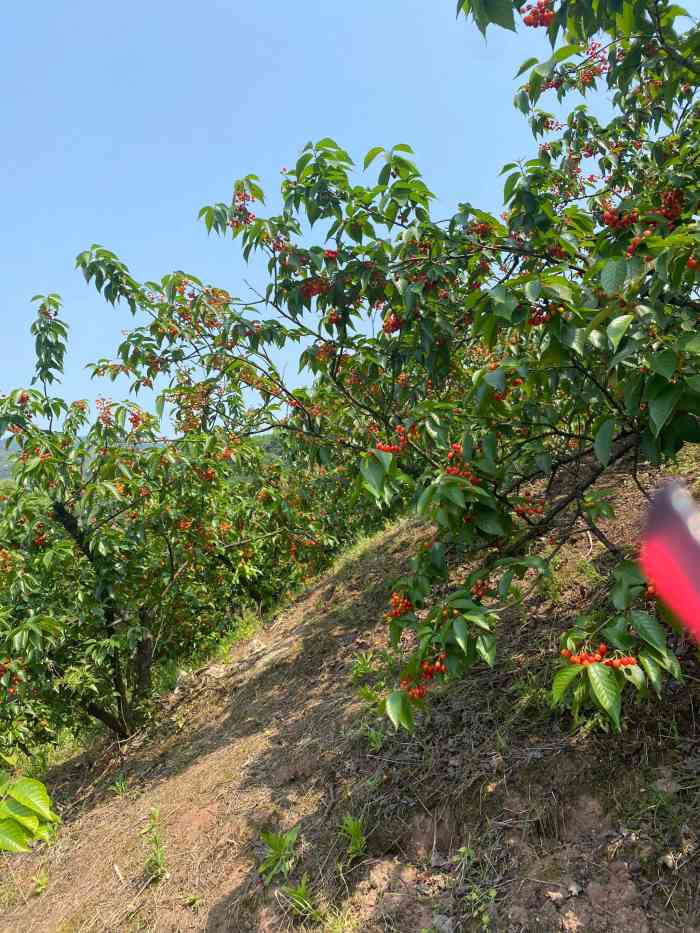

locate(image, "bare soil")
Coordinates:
2 463 700 933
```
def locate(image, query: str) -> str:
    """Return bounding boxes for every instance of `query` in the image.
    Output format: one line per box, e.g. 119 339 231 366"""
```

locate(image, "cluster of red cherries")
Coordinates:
385 591 413 620
658 188 683 222
376 425 409 454
520 0 555 27
626 228 654 257
446 444 482 483
300 278 331 301
470 580 489 600
383 312 403 334
514 492 545 518
228 189 256 231
0 660 20 698
560 643 638 667
401 653 448 700
528 303 555 326
601 206 639 230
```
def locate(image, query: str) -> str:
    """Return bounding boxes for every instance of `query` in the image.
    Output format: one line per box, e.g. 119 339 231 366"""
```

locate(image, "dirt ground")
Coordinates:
2 462 700 932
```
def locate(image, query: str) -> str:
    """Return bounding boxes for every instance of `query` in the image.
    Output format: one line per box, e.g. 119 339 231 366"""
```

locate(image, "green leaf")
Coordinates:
360 454 385 496
416 484 436 517
549 43 583 64
525 280 541 302
474 508 506 536
607 314 634 351
587 664 622 731
453 617 470 654
622 663 646 691
629 610 667 653
8 778 55 823
373 450 393 473
515 90 530 114
594 419 615 467
551 664 584 704
483 0 516 31
386 690 414 731
650 349 677 380
602 616 635 651
515 56 539 77
600 259 628 295
649 384 683 435
484 368 506 393
0 818 31 853
476 634 496 667
611 561 645 610
0 799 39 834
652 645 682 681
440 482 466 508
639 653 663 696
364 146 385 170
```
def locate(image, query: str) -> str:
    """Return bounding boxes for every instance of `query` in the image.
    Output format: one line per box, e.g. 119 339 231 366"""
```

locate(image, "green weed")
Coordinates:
143 808 168 882
259 826 299 884
340 814 367 863
281 873 322 921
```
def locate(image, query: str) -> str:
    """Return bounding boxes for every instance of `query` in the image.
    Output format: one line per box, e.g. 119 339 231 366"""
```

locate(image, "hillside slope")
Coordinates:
2 463 700 933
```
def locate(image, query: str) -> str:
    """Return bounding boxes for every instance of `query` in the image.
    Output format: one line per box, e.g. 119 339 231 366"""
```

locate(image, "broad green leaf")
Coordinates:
684 335 700 354
484 368 506 393
649 644 682 681
525 280 541 302
515 56 539 77
587 664 622 731
607 314 634 351
360 455 385 496
611 561 645 610
639 653 663 696
515 90 530 114
8 778 55 822
629 610 667 652
463 611 493 631
453 617 470 654
602 616 635 650
551 664 584 704
474 508 505 536
650 349 677 379
476 634 496 667
439 482 466 508
373 450 393 472
549 43 583 64
416 484 436 516
649 384 683 435
364 146 385 170
386 690 414 731
484 0 516 31
0 818 31 852
622 663 646 691
594 419 615 467
601 259 627 295
0 799 39 834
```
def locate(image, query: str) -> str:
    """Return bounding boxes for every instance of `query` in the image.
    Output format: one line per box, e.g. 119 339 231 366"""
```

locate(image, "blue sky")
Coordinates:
1 0 666 411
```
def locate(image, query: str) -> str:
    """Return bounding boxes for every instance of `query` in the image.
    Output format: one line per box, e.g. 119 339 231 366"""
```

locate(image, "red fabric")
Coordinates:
640 529 700 643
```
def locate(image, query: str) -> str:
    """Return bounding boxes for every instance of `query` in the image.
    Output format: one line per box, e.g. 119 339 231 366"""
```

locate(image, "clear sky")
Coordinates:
5 0 689 412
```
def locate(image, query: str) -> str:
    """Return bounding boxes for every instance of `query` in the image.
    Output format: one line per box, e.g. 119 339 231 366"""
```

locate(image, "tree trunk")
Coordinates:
83 700 130 739
133 613 154 704
112 653 133 734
